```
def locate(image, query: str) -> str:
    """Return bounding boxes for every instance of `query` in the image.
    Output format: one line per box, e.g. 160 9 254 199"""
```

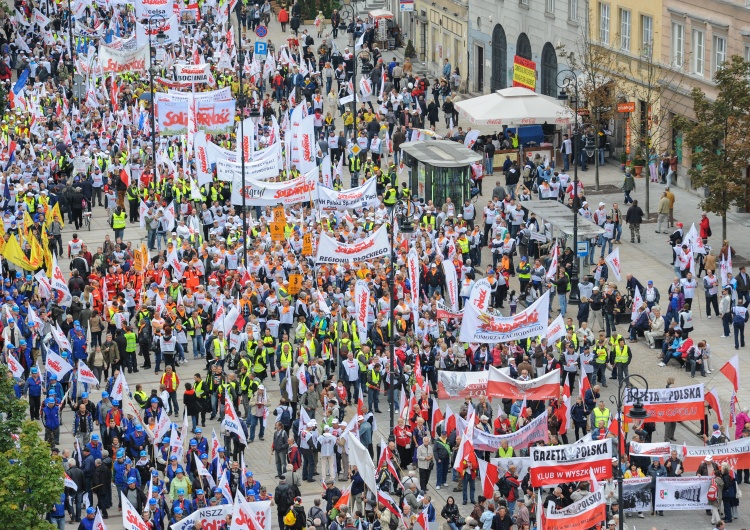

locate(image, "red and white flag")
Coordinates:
476 458 499 499
705 387 724 425
579 370 592 401
604 247 622 281
45 350 73 380
297 367 309 395
545 240 559 279
7 353 24 378
444 405 456 435
453 413 478 474
431 407 443 438
720 355 740 392
487 367 561 400
109 371 128 401
222 397 247 445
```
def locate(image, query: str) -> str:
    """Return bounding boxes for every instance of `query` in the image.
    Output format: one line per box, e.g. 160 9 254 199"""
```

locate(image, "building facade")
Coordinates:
409 0 469 81
466 0 580 95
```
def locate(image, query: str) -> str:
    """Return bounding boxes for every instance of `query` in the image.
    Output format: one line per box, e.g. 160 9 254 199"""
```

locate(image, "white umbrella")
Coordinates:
455 87 575 130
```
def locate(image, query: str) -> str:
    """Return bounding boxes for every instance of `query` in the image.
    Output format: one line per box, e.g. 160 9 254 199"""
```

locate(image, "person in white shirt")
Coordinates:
318 426 337 481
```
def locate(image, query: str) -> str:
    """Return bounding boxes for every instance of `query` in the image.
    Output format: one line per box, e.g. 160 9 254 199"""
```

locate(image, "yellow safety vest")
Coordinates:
592 407 610 427
112 212 127 229
614 344 629 364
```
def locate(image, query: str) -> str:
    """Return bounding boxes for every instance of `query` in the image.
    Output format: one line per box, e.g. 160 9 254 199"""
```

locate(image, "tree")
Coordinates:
0 367 64 530
675 56 750 240
558 20 620 191
619 47 686 217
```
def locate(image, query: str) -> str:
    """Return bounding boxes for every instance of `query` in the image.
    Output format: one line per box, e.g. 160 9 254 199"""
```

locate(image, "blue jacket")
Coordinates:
71 334 87 361
86 441 103 461
49 493 66 518
42 404 61 430
351 471 365 496
26 375 43 397
127 431 148 457
82 454 95 479
114 460 128 486
73 413 94 437
79 516 96 530
172 498 194 515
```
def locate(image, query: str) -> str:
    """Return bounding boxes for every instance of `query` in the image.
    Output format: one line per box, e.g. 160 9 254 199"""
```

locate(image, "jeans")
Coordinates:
436 458 449 487
192 335 205 358
624 190 633 204
605 313 617 336
156 231 167 251
114 228 124 240
723 313 732 336
558 293 567 316
50 517 65 530
734 322 745 348
690 359 705 377
302 450 315 480
617 363 629 384
367 388 380 412
598 147 605 166
462 474 476 504
275 450 287 477
484 157 493 175
190 414 199 431
147 229 156 249
563 153 570 171
614 224 622 242
167 390 179 415
249 415 265 441
599 237 613 257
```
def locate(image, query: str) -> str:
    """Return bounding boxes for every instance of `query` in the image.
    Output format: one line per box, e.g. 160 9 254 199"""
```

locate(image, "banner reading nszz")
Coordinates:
623 383 704 423
529 438 613 487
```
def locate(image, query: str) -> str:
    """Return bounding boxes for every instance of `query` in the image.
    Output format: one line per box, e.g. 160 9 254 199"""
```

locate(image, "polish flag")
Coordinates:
608 417 625 455
335 486 350 509
358 396 365 418
445 405 456 435
720 355 740 392
453 413 478 474
682 442 688 459
476 458 499 500
705 387 724 425
519 396 528 421
579 371 592 400
414 511 428 530
431 407 444 438
562 378 571 400
556 395 570 433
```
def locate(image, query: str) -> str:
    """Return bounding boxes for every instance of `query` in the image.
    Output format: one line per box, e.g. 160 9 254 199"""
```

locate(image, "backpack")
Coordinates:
284 487 298 507
288 446 302 471
284 509 297 526
279 406 292 428
388 513 399 530
497 476 512 497
707 479 718 502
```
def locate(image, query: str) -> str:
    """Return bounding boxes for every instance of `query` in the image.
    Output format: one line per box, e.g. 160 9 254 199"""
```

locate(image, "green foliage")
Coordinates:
0 84 8 123
404 40 416 59
675 55 750 238
0 367 64 530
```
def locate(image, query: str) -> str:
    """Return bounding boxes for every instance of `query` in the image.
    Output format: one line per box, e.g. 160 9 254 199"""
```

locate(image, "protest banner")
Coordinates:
315 225 390 264
487 367 561 401
623 383 704 423
542 489 606 530
315 178 379 212
460 290 550 343
437 370 488 400
529 438 613 487
622 477 652 513
654 476 712 511
679 437 750 472
474 411 548 451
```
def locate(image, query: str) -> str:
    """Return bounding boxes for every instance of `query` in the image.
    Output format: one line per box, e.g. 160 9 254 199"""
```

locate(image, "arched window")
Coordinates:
540 42 558 96
491 24 507 91
516 33 532 60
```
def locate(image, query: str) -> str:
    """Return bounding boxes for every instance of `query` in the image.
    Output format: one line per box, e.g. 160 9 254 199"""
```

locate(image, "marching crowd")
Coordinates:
0 1 746 530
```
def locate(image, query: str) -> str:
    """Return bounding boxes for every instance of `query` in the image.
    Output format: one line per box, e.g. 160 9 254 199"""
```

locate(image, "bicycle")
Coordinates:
83 211 92 231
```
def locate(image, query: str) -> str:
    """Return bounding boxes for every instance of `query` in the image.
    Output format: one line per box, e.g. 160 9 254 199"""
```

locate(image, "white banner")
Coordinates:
194 133 213 186
604 247 622 281
217 156 279 183
135 15 179 47
171 506 230 530
121 492 148 530
474 410 549 451
231 169 317 206
291 114 316 173
51 323 73 352
654 476 712 511
443 261 459 312
622 477 653 513
459 290 550 343
197 100 236 135
529 438 613 487
45 350 73 380
167 87 232 103
315 178 379 212
467 278 493 312
546 314 566 344
316 225 390 264
77 360 100 386
157 99 189 136
354 280 370 341
221 397 247 445
135 0 171 19
98 44 150 73
629 441 671 458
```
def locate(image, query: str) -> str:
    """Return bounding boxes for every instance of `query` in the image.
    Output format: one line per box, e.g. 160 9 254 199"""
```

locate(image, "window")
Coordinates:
641 15 653 57
569 0 578 21
745 45 750 63
546 0 555 13
520 0 529 5
692 29 704 76
619 9 631 51
672 22 684 68
713 35 727 73
599 3 610 44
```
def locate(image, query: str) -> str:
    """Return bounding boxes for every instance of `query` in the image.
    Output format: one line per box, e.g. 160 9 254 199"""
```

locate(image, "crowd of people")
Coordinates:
0 1 746 530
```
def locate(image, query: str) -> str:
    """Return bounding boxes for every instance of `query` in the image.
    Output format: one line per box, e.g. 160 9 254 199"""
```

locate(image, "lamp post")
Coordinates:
608 374 650 530
556 70 582 301
66 0 76 106
348 48 373 186
236 23 249 270
147 14 167 176
388 200 413 437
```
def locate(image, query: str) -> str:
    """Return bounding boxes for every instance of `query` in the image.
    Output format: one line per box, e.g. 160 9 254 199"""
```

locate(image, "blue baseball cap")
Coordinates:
190 440 198 446
86 507 96 514
149 498 157 506
101 391 109 398
194 427 202 434
200 453 208 459
218 447 225 453
176 467 184 474
196 489 205 495
116 449 125 458
91 434 99 441
81 392 89 398
18 338 25 345
46 398 55 405
140 450 148 457
151 470 159 476
30 366 38 373
177 489 185 495
49 390 56 396
162 437 170 444
124 458 131 465
135 424 143 431
174 507 183 515
151 397 159 403
127 477 136 484
112 400 119 406
246 471 253 478
49 374 57 380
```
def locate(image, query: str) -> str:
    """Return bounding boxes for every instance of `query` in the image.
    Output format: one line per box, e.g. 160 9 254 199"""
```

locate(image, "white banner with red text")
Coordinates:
354 280 370 342
459 290 550 343
157 99 189 136
135 0 172 18
654 476 712 511
98 44 150 73
473 410 549 451
623 383 704 423
529 438 613 487
678 437 750 472
218 155 279 183
230 169 317 206
314 178 379 212
437 370 488 400
487 366 561 401
541 489 607 530
315 225 390 264
174 63 212 84
196 100 236 135
135 15 179 47
629 441 671 458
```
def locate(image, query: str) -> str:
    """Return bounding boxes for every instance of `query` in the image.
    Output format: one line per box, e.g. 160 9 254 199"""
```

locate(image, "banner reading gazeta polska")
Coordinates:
623 383 704 423
529 438 613 487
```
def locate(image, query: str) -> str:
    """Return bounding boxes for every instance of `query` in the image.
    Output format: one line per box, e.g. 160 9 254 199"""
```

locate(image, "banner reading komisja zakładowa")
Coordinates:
459 289 549 343
315 225 390 264
654 476 712 511
540 489 607 530
679 437 750 472
486 366 561 400
623 383 704 423
529 438 613 487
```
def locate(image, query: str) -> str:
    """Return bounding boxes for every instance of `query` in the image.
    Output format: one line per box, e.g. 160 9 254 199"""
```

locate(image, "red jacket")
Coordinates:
700 216 711 239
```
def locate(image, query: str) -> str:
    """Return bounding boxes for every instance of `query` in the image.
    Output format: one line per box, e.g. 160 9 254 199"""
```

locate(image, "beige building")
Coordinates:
412 0 468 81
659 0 750 196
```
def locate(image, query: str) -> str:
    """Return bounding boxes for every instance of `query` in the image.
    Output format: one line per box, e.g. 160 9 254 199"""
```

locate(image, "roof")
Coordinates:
400 140 482 168
522 200 605 239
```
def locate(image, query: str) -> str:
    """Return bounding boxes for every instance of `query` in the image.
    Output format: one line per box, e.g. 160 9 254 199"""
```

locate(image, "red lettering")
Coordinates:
196 108 232 127
301 135 313 162
49 360 61 372
273 180 315 199
334 238 376 255
162 111 188 127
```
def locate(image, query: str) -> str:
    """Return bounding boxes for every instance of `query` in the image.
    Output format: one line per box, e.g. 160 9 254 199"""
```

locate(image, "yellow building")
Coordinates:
413 0 468 82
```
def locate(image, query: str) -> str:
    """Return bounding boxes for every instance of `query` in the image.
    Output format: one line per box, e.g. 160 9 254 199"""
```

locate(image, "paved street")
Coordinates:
43 12 750 530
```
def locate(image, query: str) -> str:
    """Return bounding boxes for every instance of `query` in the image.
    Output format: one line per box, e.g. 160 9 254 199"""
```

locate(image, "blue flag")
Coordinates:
13 68 29 96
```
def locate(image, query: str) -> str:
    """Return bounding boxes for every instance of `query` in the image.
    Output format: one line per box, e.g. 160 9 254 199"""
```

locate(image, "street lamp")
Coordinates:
146 14 167 178
556 69 582 302
388 200 413 437
347 47 374 185
236 23 249 270
66 0 76 107
608 374 650 530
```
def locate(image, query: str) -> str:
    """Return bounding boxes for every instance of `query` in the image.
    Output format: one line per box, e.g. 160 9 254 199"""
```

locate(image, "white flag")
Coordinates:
631 286 644 322
51 323 72 352
604 247 622 281
222 396 247 445
109 371 129 401
77 360 100 386
45 350 73 379
121 492 147 530
546 240 559 280
194 452 217 489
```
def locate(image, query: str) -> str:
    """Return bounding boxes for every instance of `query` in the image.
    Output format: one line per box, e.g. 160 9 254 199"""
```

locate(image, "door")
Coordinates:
491 24 507 91
476 45 484 92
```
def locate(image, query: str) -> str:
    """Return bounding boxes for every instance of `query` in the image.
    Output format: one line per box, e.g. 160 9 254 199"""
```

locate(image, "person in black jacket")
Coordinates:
441 497 461 530
274 475 300 530
69 186 85 229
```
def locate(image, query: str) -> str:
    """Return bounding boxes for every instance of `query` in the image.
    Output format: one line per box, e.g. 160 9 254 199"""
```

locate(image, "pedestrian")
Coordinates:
625 199 644 243
622 168 635 204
